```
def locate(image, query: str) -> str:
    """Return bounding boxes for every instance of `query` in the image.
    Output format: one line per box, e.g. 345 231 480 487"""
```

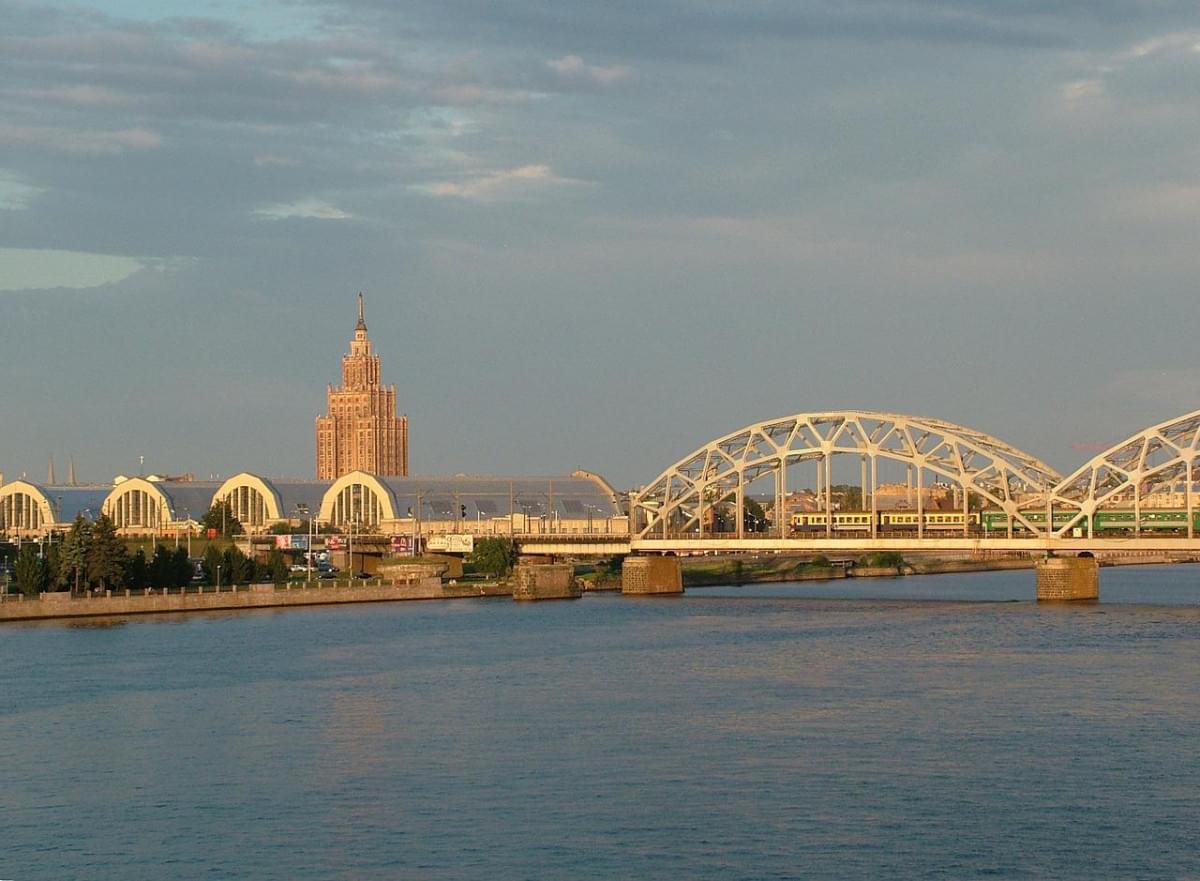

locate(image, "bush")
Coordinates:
809 554 831 569
469 538 515 577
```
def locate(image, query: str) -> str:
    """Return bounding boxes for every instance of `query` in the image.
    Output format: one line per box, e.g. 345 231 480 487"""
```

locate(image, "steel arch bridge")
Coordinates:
601 408 1200 555
1046 409 1200 540
631 411 1061 540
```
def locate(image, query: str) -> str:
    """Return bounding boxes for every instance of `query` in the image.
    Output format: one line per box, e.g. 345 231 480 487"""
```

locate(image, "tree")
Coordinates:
744 498 767 533
171 547 193 588
87 514 127 592
830 484 863 511
267 547 289 585
149 544 175 588
124 548 149 591
202 544 223 586
469 537 515 577
14 545 48 597
58 514 91 594
200 500 242 537
222 546 254 584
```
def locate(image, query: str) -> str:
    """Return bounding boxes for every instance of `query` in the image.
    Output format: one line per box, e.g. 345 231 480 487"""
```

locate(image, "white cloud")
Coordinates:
253 154 302 168
0 248 142 291
0 172 40 210
1060 78 1103 102
547 54 632 85
0 126 161 155
1120 32 1200 61
252 198 353 220
415 164 588 202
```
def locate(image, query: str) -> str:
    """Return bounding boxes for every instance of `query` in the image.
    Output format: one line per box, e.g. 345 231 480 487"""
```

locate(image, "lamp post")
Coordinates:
216 563 222 592
296 503 312 582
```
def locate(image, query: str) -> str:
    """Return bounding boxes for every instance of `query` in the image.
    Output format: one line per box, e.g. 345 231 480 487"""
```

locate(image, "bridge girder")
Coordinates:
1047 409 1200 538
631 410 1062 540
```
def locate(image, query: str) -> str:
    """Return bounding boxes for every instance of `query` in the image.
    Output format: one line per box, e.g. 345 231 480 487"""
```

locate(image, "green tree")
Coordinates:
171 547 192 588
124 548 149 591
744 498 768 533
87 514 127 592
222 546 253 584
43 542 61 593
58 514 92 594
829 484 863 511
14 545 48 597
149 544 174 588
267 548 289 585
200 500 243 537
469 537 515 577
202 544 223 586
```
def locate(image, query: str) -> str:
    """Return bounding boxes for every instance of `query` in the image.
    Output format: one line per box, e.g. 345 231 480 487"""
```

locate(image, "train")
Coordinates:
790 509 1200 536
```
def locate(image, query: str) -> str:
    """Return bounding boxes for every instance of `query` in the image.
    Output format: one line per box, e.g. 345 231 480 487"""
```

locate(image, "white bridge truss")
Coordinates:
1046 409 1200 539
631 411 1062 541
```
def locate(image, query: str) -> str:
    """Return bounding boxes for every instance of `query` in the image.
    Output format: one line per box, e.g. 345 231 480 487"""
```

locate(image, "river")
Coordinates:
2 565 1197 880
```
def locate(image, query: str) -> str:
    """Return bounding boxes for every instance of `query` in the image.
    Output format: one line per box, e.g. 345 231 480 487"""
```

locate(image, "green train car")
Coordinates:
980 509 1200 535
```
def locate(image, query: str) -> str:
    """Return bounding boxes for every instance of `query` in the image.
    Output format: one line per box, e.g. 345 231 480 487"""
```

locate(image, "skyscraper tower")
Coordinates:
315 294 409 479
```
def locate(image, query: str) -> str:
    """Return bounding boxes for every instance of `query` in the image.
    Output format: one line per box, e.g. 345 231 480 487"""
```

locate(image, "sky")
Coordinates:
2 0 1199 489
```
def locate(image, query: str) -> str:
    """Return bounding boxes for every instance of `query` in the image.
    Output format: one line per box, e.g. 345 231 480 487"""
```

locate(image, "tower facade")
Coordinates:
315 294 409 479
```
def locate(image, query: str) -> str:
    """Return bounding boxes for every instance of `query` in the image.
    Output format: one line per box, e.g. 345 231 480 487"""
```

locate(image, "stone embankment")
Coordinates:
0 578 510 623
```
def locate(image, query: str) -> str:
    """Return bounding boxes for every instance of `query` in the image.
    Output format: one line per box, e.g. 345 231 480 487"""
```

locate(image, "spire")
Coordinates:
48 455 56 485
356 291 367 331
68 457 77 486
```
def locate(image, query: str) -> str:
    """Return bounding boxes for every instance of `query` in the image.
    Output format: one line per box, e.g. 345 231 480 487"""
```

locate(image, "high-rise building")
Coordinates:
315 294 409 479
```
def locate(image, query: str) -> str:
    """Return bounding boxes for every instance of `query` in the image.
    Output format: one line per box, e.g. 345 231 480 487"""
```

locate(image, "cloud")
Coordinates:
0 125 161 155
546 55 631 85
19 84 137 107
0 172 40 210
252 198 353 220
0 248 143 291
1058 29 1200 109
253 153 302 168
415 164 588 201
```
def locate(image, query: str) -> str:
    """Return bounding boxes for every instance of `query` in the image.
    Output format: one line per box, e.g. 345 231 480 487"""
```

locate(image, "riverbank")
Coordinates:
0 578 512 623
679 552 1199 587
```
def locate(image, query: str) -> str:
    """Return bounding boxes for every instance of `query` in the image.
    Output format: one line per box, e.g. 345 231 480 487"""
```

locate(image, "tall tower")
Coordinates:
315 294 409 479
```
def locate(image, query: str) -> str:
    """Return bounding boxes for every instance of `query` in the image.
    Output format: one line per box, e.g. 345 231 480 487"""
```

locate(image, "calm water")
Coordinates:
3 566 1198 880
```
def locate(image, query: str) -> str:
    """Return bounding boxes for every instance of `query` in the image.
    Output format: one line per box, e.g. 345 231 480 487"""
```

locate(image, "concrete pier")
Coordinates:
622 555 683 595
511 563 581 601
1036 556 1099 602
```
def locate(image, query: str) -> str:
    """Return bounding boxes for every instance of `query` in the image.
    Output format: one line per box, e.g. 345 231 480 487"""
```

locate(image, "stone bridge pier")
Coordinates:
622 555 683 595
1036 555 1099 601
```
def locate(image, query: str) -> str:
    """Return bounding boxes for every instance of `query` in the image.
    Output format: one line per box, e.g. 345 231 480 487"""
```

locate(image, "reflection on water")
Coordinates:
1 565 1197 881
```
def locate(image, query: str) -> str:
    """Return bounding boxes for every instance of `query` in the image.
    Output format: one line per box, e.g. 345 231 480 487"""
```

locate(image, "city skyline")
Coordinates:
3 1 1199 488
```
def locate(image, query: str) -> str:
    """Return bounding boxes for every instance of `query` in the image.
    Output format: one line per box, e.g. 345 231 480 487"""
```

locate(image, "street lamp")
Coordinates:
296 503 313 582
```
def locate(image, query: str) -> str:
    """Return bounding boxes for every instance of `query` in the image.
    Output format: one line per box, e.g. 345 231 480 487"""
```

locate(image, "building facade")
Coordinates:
315 294 409 479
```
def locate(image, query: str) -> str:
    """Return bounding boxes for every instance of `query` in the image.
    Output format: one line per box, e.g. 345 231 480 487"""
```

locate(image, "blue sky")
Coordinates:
2 0 1199 488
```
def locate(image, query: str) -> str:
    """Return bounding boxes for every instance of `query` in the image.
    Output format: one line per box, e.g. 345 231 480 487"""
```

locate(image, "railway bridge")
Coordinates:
518 407 1200 558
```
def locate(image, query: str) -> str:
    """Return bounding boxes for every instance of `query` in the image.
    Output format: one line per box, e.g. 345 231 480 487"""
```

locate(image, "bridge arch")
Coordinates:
320 471 398 529
630 410 1061 540
1048 409 1200 538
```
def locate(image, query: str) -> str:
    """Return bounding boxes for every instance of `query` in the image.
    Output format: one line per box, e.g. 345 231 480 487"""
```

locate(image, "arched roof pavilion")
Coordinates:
319 472 620 530
102 478 224 532
212 473 329 531
0 481 111 535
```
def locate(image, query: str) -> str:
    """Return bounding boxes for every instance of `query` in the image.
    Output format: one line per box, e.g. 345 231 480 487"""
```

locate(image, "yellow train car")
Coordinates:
790 512 874 532
879 511 979 530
